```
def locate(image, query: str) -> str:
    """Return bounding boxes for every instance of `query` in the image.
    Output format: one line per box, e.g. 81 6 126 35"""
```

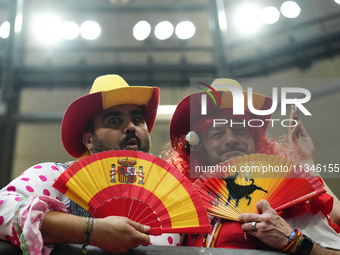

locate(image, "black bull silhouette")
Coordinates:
222 172 268 207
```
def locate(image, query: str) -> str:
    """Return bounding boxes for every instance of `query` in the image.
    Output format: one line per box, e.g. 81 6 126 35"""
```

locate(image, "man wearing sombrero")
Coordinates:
168 78 340 253
0 75 164 254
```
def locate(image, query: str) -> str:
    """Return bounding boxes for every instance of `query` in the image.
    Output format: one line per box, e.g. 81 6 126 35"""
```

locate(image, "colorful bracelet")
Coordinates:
81 216 94 254
282 229 302 253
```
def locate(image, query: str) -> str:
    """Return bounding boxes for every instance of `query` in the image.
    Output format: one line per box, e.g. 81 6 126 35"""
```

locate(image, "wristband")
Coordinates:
282 229 302 253
81 216 94 254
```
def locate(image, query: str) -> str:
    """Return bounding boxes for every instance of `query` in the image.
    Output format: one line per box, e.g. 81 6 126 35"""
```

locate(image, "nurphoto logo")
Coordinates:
194 79 312 129
199 82 311 116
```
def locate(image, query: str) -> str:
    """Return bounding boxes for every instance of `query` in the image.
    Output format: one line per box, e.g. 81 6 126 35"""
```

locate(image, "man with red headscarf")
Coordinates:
168 78 340 254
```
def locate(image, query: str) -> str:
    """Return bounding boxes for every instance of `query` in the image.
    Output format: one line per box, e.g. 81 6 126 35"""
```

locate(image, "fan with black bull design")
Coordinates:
193 154 326 221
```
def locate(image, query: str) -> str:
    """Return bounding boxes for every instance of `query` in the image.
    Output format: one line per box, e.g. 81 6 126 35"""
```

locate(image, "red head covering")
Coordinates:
171 108 280 181
169 79 281 181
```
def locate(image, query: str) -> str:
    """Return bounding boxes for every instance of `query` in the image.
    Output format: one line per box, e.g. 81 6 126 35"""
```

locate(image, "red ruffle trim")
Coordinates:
278 189 340 233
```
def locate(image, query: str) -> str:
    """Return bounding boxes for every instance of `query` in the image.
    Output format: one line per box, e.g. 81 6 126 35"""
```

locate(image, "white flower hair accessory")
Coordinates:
183 131 202 151
185 131 200 146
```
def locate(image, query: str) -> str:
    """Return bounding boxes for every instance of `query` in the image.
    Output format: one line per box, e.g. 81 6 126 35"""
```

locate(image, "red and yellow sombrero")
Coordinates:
62 75 160 158
170 78 273 148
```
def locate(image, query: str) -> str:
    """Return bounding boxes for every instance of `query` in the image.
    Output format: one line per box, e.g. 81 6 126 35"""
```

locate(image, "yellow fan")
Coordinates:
193 154 325 221
53 150 210 235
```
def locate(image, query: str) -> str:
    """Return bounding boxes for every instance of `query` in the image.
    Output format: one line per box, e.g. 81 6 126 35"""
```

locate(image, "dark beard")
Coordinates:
91 133 150 154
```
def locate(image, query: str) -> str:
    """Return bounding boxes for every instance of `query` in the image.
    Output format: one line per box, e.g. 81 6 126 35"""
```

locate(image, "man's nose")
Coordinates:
223 129 238 146
124 120 136 134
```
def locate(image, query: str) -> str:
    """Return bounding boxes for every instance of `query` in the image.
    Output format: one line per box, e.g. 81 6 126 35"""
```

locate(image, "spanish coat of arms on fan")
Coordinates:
53 150 211 235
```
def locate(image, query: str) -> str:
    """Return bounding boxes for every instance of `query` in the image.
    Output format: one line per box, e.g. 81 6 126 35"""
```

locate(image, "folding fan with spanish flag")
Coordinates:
52 150 211 235
193 154 326 222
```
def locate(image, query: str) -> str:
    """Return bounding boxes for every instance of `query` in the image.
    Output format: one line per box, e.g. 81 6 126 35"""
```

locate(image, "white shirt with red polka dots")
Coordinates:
0 162 184 255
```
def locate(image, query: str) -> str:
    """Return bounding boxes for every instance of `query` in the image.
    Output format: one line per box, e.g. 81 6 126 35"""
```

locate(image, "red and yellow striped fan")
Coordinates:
53 150 210 235
193 154 325 222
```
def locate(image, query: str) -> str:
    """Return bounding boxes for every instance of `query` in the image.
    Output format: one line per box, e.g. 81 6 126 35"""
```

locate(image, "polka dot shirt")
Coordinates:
0 162 70 253
0 162 184 255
